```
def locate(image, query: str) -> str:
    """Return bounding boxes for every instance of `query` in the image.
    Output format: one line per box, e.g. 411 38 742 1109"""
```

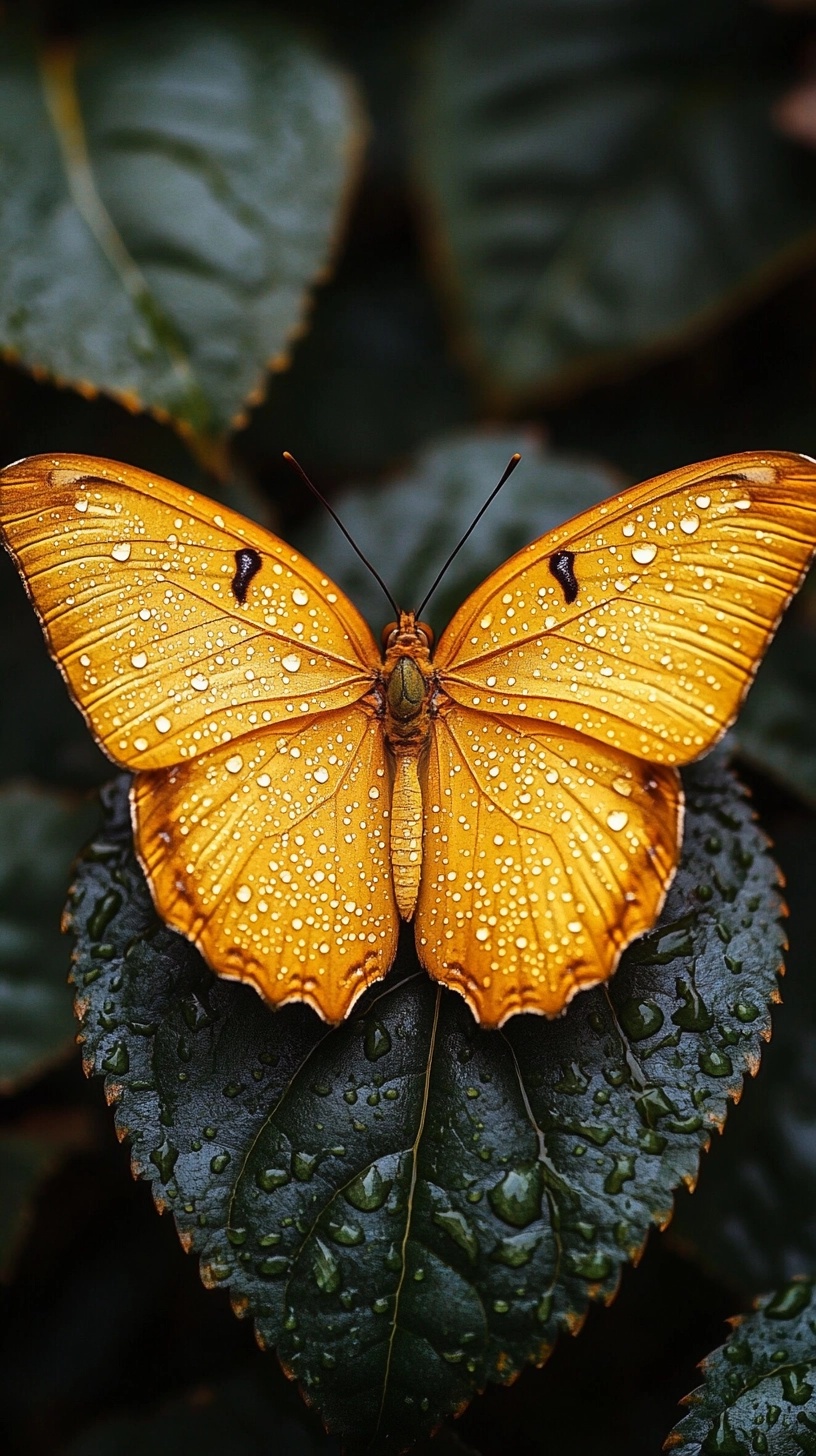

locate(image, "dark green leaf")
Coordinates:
672 820 816 1292
735 579 816 809
294 431 621 635
667 1276 816 1454
0 11 362 438
0 784 98 1092
61 1373 337 1456
66 753 782 1449
0 1134 61 1278
414 0 816 398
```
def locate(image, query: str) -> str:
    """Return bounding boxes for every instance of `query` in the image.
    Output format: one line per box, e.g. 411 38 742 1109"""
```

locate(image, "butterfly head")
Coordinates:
380 611 434 657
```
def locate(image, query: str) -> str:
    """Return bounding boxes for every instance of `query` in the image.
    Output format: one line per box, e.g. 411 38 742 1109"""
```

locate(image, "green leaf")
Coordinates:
0 784 98 1092
294 431 621 635
61 1372 336 1456
0 11 362 438
66 753 782 1449
414 0 816 398
672 820 816 1293
667 1276 816 1454
735 578 816 809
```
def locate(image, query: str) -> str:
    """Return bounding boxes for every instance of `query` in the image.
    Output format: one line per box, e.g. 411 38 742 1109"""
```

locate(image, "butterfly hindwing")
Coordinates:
133 706 398 1019
415 706 681 1026
434 453 816 766
0 454 380 771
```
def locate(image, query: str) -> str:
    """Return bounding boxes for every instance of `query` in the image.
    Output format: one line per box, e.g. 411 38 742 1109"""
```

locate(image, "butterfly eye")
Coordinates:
381 621 399 649
416 621 435 649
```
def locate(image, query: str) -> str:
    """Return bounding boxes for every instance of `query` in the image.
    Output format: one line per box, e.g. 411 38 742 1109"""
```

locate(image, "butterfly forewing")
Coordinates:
0 455 380 771
416 707 681 1026
133 706 398 1020
434 453 816 766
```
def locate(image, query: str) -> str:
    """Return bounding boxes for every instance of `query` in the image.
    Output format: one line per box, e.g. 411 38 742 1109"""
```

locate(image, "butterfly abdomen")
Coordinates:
391 753 423 918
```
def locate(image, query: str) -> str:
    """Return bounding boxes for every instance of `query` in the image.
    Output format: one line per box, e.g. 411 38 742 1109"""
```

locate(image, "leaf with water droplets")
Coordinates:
65 742 784 1450
0 784 98 1092
666 1278 816 1454
0 12 362 438
413 0 816 401
673 819 816 1292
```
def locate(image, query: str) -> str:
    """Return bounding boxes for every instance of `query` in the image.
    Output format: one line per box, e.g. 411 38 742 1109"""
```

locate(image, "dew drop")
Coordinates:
327 1218 365 1247
432 1208 479 1263
680 514 700 535
111 542 131 562
765 1279 813 1320
631 543 657 565
699 1049 733 1078
364 1019 391 1061
282 654 302 672
314 766 329 784
256 1166 290 1192
487 1164 542 1228
312 1239 341 1294
154 716 171 734
225 754 244 774
618 997 664 1041
235 885 251 904
345 1164 390 1212
292 588 309 606
131 651 148 670
606 810 629 832
191 673 209 691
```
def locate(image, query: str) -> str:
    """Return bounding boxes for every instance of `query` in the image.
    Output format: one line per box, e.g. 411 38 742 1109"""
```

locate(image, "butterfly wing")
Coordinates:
133 707 397 1020
0 454 380 770
0 453 397 1021
434 453 816 764
416 706 681 1027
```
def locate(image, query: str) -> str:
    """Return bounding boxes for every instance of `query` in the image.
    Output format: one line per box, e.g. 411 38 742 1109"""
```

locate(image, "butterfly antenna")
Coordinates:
415 453 522 618
283 452 401 618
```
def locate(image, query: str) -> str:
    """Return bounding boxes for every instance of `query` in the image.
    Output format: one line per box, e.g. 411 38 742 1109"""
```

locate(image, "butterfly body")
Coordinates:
2 450 816 1027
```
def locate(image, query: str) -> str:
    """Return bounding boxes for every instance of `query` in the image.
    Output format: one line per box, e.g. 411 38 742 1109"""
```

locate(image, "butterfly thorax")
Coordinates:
378 612 437 920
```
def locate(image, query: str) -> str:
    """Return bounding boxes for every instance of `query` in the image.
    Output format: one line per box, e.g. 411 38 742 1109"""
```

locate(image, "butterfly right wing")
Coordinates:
415 705 681 1027
133 704 398 1021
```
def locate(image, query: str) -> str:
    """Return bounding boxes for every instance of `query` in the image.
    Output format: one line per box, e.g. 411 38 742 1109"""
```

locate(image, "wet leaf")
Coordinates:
0 11 362 439
0 784 98 1092
295 431 621 636
414 0 816 399
673 821 816 1292
66 751 783 1450
667 1276 816 1454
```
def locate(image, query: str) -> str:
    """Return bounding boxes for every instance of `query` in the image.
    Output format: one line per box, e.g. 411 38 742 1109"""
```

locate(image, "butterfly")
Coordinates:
1 451 815 1028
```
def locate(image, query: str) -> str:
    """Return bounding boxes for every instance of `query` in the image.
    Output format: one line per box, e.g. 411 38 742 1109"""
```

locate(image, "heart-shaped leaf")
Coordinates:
66 752 783 1449
414 0 816 399
0 10 362 439
667 1277 816 1454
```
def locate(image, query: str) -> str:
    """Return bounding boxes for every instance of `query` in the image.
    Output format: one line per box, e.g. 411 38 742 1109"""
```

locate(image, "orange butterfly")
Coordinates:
1 451 815 1027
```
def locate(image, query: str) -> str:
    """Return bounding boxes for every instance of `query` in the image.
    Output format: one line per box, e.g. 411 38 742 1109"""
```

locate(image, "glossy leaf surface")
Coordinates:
0 11 361 437
67 753 782 1448
667 1277 816 1454
415 0 816 398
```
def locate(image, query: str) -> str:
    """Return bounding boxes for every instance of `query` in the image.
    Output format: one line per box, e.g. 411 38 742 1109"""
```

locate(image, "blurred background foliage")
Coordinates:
4 0 816 1451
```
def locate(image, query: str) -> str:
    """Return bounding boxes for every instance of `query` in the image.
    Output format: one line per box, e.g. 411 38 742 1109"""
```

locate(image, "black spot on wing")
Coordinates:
231 548 262 603
549 550 578 604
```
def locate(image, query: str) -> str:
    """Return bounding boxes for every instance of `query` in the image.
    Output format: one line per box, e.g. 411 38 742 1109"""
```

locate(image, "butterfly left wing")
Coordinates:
0 453 380 771
434 452 816 766
416 706 681 1027
133 705 397 1021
